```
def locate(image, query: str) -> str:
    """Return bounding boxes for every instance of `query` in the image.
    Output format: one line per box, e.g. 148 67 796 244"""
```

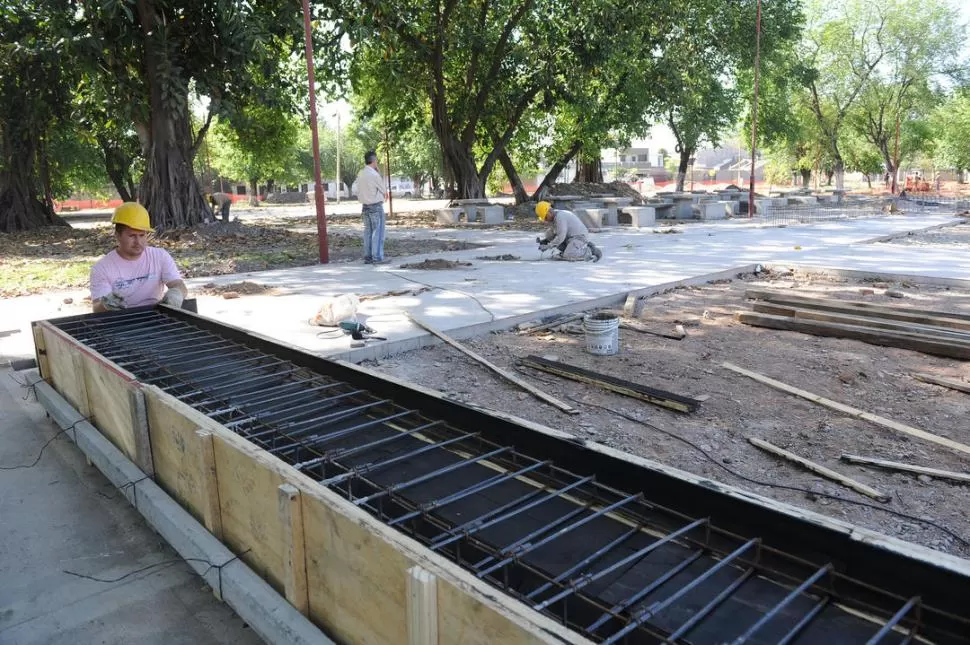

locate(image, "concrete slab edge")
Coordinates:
859 217 968 244
332 263 760 363
766 263 970 290
33 375 333 645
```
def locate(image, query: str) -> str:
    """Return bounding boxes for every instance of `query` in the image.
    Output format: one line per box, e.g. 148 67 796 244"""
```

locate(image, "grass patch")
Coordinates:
0 258 94 296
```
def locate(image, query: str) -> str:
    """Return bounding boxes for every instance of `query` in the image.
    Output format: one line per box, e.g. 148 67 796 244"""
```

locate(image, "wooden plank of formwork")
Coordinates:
196 430 224 541
278 484 309 616
211 431 288 595
40 324 86 411
840 454 970 484
71 352 92 417
299 484 587 645
407 566 437 645
752 303 970 342
748 437 890 502
31 323 50 381
913 373 970 394
734 311 970 360
78 350 143 467
723 362 970 458
143 387 209 522
745 289 970 330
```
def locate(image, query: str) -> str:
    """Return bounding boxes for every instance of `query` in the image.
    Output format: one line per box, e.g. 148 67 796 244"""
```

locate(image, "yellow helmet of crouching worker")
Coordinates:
535 201 552 221
112 202 154 232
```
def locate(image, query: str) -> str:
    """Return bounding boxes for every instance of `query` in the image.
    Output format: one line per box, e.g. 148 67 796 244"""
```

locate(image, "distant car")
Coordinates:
390 181 415 198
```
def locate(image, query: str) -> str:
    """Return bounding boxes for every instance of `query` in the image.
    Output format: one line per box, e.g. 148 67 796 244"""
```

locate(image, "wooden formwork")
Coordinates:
35 320 585 645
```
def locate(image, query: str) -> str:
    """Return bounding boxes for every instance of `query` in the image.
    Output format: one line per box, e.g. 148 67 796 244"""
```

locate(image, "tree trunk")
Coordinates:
833 157 845 193
532 140 583 199
438 135 484 199
676 147 694 192
136 0 209 230
800 169 811 187
249 178 259 207
99 137 136 202
0 134 68 232
574 151 602 183
497 150 529 204
865 174 872 189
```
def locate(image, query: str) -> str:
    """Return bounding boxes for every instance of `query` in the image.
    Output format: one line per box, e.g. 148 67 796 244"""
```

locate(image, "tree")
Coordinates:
933 89 970 177
210 106 304 206
0 2 74 231
80 1 305 229
845 0 964 192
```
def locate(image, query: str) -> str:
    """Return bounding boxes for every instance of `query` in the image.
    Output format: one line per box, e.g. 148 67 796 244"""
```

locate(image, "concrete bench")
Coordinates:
478 205 506 225
618 206 657 227
787 196 817 205
669 195 695 219
578 208 615 229
697 201 733 220
754 199 775 215
575 209 603 231
436 208 464 225
599 197 634 208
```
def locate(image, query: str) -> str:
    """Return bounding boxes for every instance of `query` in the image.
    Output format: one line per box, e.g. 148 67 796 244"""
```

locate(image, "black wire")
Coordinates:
570 397 970 550
8 372 40 401
386 269 496 321
0 426 73 470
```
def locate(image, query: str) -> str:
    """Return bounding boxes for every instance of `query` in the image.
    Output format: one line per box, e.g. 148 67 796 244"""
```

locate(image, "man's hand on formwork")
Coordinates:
102 292 126 310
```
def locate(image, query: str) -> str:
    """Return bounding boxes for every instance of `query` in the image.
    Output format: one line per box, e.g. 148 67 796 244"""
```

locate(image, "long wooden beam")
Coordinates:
744 289 970 331
748 437 890 502
406 313 579 415
751 303 970 342
840 454 970 484
912 373 970 394
519 355 699 413
734 311 970 360
723 362 970 458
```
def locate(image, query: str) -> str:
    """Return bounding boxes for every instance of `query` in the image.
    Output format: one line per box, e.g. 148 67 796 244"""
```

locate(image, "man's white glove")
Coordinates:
161 289 185 309
538 244 550 252
102 292 126 311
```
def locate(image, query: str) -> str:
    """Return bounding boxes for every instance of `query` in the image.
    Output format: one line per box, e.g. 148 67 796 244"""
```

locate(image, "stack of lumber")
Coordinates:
737 289 970 360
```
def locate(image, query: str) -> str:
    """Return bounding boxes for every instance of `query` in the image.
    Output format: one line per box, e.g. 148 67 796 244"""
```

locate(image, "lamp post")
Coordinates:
335 111 341 204
301 0 329 263
748 0 763 218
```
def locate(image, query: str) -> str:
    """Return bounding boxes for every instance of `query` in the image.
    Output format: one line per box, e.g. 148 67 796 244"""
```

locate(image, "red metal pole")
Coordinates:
301 0 329 263
748 0 762 218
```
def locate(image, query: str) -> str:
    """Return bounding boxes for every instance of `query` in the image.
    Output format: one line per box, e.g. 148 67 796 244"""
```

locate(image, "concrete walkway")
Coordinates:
1 211 967 364
0 365 263 645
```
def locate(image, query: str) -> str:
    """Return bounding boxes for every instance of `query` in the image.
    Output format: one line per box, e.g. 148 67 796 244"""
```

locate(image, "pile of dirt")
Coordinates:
199 281 275 296
475 254 520 261
399 259 473 270
545 181 646 205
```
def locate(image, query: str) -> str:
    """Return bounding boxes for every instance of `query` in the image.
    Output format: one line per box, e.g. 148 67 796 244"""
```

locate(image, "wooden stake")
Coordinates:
406 566 438 645
31 323 50 381
748 437 890 502
278 483 309 616
912 373 970 394
516 313 584 336
407 313 578 414
623 293 639 317
724 362 970 458
840 454 970 484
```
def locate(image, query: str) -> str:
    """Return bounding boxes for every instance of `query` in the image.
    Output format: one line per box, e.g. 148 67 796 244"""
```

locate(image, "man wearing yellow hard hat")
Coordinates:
535 201 603 262
90 203 188 312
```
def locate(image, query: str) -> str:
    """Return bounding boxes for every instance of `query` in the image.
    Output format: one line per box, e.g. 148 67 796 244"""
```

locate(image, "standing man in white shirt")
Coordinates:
355 150 388 264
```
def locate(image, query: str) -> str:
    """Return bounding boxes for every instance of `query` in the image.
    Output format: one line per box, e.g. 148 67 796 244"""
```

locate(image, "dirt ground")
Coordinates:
368 267 970 558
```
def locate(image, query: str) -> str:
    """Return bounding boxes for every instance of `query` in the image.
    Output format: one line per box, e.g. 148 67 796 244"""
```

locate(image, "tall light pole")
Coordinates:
301 0 329 263
748 0 763 218
335 111 341 204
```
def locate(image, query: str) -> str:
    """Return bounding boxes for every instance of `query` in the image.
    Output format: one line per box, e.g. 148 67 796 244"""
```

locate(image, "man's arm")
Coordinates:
165 279 187 297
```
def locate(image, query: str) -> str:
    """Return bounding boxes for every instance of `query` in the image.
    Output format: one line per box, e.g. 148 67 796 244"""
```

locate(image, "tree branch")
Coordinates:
190 108 215 158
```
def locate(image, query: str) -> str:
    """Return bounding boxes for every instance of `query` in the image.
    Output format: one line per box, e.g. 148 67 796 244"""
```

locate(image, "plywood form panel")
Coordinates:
41 324 85 411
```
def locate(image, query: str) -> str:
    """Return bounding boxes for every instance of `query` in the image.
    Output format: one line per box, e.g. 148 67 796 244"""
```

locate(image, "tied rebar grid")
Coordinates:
55 309 938 644
759 198 886 227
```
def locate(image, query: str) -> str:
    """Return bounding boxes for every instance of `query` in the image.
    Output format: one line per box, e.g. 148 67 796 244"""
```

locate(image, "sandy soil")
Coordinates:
368 266 970 558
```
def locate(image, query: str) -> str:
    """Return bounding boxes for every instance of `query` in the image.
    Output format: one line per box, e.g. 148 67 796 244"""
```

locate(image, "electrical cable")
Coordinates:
386 269 496 321
569 396 970 550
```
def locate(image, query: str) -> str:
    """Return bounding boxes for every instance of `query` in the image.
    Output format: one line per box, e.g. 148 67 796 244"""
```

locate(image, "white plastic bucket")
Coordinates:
583 313 619 356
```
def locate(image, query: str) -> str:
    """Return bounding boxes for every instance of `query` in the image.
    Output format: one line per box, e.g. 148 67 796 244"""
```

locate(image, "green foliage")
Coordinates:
209 106 306 190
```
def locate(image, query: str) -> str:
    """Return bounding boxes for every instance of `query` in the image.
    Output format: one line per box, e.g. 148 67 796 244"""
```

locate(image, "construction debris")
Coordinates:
399 259 472 270
519 355 700 413
749 437 890 502
359 287 433 301
912 373 970 394
619 319 686 340
723 362 970 458
516 313 584 336
406 313 578 414
840 454 970 484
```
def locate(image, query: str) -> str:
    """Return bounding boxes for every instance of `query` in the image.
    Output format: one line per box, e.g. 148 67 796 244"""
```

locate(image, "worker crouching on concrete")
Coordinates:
90 202 188 312
535 201 603 262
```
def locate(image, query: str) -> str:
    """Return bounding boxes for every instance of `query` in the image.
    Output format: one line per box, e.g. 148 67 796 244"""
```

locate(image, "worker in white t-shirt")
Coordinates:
90 203 188 312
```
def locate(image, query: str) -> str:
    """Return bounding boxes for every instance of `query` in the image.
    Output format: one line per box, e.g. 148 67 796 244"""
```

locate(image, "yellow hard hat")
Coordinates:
536 201 552 220
112 202 154 232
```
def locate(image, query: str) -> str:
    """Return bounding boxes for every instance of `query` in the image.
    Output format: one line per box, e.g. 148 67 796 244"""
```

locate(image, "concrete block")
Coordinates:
479 205 505 225
754 199 774 215
463 206 479 222
436 208 463 225
669 196 695 219
787 196 817 205
620 207 656 227
697 201 731 220
575 209 602 231
35 380 334 645
580 208 610 228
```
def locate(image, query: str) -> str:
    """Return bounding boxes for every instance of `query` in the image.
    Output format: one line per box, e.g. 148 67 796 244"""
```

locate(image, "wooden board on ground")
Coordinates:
735 311 970 360
840 454 970 484
519 355 699 413
724 362 970 458
913 373 970 394
745 289 970 331
751 303 970 342
748 437 889 502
